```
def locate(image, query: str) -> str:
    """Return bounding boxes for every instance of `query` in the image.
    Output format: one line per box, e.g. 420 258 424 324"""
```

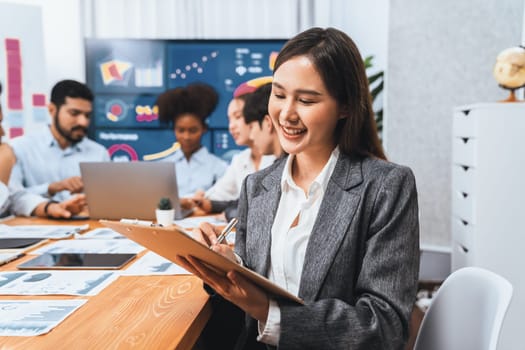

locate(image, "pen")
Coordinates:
213 218 238 247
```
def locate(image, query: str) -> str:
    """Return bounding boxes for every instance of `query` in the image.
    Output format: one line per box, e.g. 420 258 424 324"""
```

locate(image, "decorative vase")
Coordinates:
155 209 175 227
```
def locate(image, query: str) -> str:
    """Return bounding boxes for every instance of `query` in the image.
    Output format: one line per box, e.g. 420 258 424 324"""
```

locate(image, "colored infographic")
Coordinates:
85 39 285 160
94 94 162 128
85 40 166 94
95 129 212 162
166 41 283 128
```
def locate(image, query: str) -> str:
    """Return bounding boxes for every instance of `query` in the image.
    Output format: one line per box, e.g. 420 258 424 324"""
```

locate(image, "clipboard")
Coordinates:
100 220 303 304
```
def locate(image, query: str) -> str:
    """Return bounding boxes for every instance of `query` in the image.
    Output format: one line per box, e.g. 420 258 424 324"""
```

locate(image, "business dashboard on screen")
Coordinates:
85 39 285 162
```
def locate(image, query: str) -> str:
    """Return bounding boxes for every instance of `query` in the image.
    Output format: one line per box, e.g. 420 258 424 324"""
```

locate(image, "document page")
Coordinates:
123 252 189 275
0 224 88 239
0 271 117 296
32 239 145 255
0 299 86 336
76 228 124 240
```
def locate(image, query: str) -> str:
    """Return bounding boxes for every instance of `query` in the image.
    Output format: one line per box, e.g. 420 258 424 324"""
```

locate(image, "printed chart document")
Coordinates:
0 224 88 239
123 252 189 276
174 215 226 229
32 239 145 255
0 251 24 266
0 271 117 296
76 227 124 240
0 299 86 336
101 220 303 304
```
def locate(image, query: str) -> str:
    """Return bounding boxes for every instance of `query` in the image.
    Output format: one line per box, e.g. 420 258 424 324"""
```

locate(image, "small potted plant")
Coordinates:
156 197 175 227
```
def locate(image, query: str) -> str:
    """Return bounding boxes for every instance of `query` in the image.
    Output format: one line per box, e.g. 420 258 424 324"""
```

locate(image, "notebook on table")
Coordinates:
80 161 192 220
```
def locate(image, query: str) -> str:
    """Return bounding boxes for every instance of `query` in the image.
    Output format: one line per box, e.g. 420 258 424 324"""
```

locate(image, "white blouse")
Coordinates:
258 147 340 345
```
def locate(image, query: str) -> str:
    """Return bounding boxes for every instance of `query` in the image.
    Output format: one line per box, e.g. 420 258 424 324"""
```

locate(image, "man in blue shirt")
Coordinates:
0 81 87 218
8 80 109 203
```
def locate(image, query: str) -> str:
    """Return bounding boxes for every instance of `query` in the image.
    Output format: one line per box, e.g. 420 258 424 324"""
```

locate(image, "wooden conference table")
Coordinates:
0 216 212 349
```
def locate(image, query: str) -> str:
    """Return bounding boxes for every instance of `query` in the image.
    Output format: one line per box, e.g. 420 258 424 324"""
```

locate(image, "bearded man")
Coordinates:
8 80 109 203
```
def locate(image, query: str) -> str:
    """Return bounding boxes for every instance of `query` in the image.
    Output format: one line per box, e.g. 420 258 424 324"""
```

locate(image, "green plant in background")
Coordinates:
157 197 173 210
364 55 384 137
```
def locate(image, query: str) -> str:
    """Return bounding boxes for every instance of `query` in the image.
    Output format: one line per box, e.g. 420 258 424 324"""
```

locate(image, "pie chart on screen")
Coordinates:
105 99 128 122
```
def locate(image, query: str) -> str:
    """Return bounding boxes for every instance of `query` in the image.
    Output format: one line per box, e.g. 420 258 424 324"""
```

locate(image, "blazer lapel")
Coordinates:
247 161 285 276
298 155 364 301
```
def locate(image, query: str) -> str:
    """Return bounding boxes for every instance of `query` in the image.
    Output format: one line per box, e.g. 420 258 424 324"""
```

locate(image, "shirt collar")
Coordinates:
191 146 210 162
45 125 84 152
281 147 340 196
173 146 209 163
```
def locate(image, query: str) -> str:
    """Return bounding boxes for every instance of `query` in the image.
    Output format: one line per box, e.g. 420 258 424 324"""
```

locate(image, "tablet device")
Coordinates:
17 253 136 270
0 238 44 249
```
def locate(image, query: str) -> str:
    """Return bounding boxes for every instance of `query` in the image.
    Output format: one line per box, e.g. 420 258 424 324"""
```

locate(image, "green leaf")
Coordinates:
368 71 384 85
364 55 384 135
371 81 384 99
364 55 374 69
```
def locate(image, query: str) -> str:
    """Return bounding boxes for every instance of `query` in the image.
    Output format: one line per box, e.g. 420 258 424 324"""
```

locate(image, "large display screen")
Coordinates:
85 39 285 162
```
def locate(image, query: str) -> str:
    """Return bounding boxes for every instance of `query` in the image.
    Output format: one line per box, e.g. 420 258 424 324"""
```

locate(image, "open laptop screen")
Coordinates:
80 161 189 220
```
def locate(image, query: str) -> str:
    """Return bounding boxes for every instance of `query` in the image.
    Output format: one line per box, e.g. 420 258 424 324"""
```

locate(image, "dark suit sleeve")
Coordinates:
233 178 248 261
278 165 420 350
210 199 239 221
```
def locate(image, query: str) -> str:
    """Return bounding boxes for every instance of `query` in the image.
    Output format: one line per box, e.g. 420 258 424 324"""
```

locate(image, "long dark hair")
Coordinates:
274 27 386 160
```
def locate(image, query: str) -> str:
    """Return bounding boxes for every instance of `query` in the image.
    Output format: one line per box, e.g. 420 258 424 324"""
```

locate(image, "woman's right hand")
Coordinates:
192 221 237 263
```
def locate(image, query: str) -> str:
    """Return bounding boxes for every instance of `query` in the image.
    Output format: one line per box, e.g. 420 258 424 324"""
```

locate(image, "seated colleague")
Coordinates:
0 81 86 219
186 91 275 214
177 27 419 349
0 82 13 215
0 144 15 217
245 82 285 159
8 79 109 202
155 83 227 197
195 83 284 221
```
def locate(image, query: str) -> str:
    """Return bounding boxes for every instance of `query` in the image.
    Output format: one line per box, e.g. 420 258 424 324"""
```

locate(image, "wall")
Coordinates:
0 0 390 98
0 2 48 138
312 0 389 76
386 0 524 247
0 0 85 91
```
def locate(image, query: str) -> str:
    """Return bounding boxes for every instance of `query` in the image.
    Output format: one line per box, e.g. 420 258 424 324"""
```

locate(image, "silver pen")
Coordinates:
213 218 238 246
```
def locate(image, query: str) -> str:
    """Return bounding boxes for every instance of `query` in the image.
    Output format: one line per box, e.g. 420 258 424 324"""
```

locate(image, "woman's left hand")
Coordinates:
175 255 270 322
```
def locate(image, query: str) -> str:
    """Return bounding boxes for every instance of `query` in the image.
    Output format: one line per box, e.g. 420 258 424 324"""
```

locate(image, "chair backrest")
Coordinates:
413 266 513 350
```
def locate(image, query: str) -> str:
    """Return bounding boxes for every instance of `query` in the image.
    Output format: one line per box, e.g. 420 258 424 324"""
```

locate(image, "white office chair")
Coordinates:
413 266 513 350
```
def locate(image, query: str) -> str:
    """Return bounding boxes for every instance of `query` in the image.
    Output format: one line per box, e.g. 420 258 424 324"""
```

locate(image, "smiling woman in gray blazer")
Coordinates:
177 27 419 350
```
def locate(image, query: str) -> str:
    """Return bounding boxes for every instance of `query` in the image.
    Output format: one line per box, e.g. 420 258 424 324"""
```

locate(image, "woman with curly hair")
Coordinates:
156 83 227 196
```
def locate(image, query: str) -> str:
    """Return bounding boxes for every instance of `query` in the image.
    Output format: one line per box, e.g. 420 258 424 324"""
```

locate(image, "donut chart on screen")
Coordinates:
107 144 139 161
105 99 128 122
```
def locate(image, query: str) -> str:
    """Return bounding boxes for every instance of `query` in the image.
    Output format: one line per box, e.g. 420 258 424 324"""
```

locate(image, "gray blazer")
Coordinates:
234 153 420 350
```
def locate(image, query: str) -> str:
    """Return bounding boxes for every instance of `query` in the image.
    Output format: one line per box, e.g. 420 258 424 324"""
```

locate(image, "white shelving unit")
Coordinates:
451 102 525 350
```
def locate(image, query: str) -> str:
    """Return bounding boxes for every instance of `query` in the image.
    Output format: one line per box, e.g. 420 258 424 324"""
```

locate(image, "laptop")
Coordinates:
80 162 191 220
